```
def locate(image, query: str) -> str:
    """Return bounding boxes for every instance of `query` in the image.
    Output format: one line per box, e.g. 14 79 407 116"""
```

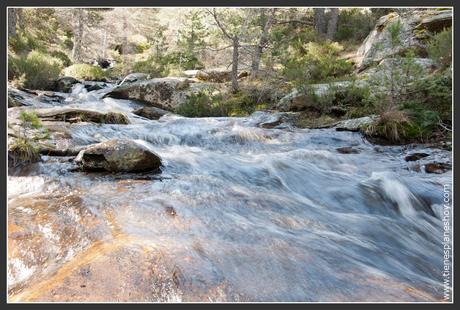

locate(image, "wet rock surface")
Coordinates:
52 77 81 93
7 78 452 302
133 106 169 120
75 139 162 173
405 152 430 162
36 108 129 124
424 162 451 174
336 146 359 154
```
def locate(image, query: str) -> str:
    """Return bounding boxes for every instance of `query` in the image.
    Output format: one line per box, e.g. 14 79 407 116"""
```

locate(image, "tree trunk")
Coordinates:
251 9 275 78
71 9 84 63
231 36 239 93
17 8 25 31
326 8 339 40
101 29 107 60
122 15 129 74
8 8 17 38
314 8 326 36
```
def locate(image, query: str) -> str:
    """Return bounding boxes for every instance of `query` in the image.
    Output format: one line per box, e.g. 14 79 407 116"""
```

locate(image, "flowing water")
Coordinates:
7 83 453 302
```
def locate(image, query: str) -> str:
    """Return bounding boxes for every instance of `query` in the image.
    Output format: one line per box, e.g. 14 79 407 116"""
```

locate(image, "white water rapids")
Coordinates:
7 83 453 302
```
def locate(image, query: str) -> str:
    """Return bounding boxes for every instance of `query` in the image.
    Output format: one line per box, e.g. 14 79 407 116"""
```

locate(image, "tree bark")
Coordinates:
251 9 275 78
314 8 326 36
71 9 84 63
326 8 339 40
231 36 239 93
17 8 25 31
8 8 17 38
122 15 129 74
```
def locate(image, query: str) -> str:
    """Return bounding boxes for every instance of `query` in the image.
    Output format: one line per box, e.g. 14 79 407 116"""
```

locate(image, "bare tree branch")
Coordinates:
207 8 234 40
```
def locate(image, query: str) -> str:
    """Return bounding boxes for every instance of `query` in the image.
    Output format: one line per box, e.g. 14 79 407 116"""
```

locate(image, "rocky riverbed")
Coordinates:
7 82 452 302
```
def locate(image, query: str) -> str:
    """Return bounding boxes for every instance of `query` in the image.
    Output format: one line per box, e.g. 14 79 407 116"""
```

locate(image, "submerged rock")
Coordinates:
405 152 429 162
425 162 451 174
336 147 360 154
75 139 162 173
133 106 169 120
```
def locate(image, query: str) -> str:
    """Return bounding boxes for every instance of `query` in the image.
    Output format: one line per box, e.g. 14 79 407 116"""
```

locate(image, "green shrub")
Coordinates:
9 50 63 89
175 90 262 118
363 109 413 143
284 41 353 86
50 50 72 67
335 9 375 43
8 32 45 53
404 72 452 122
9 138 40 166
134 42 151 54
132 56 169 77
19 111 42 129
427 28 452 69
162 51 204 70
293 82 372 116
175 91 216 117
63 64 106 81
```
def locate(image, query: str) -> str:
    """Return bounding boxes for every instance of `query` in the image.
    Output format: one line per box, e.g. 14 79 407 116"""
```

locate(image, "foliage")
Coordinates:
175 91 218 117
8 32 45 54
283 41 353 87
9 138 41 166
427 28 452 69
363 109 413 143
9 110 48 166
162 52 204 71
63 63 106 81
50 50 72 67
9 50 64 89
19 111 42 129
132 56 169 77
177 10 209 58
175 89 266 118
335 9 375 43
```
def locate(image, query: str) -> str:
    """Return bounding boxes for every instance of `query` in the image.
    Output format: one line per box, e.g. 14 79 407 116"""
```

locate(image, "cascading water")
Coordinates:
7 83 452 302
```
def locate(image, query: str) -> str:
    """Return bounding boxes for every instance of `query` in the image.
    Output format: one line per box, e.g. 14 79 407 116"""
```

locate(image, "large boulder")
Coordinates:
52 76 81 93
75 139 162 172
103 77 219 111
356 9 452 70
359 57 434 82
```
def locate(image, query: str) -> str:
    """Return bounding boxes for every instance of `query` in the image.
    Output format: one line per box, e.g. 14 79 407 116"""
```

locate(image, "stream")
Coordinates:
7 83 453 302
